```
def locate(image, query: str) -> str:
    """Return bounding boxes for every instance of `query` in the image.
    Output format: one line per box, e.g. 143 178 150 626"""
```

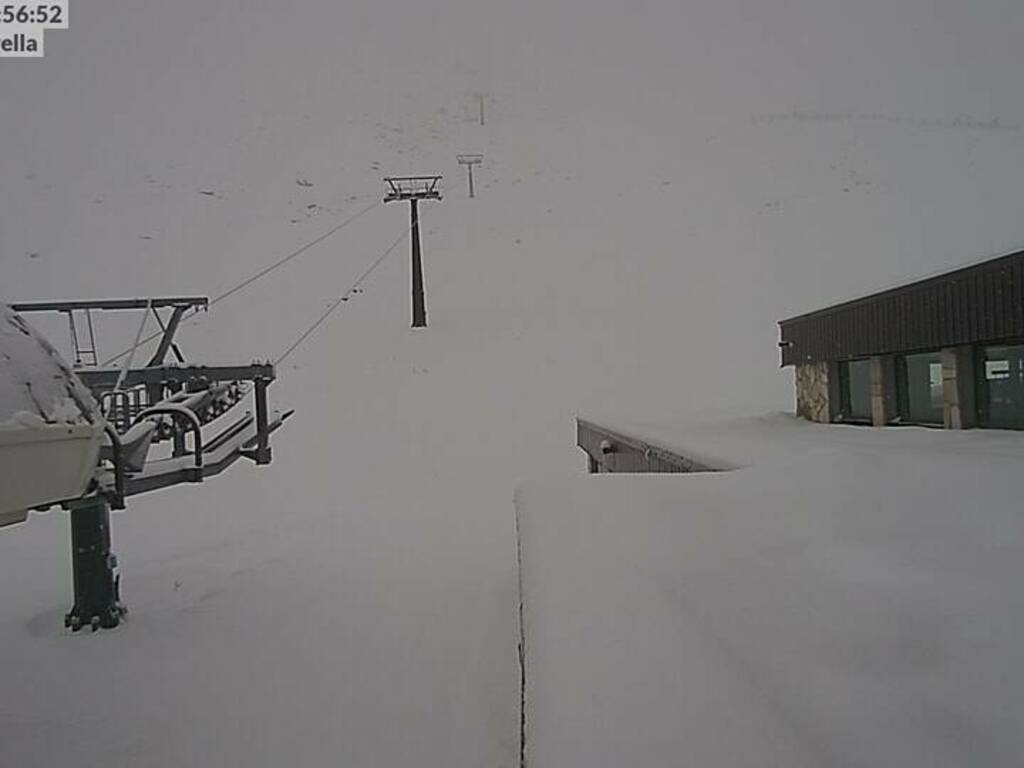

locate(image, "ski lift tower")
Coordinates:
456 154 484 198
2 298 292 631
383 175 442 328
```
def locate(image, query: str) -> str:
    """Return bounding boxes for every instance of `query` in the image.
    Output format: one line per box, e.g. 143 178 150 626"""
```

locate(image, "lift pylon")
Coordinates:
383 176 442 328
456 154 484 198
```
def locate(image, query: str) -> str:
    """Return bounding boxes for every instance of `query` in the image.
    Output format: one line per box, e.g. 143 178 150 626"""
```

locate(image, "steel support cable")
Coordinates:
273 217 418 366
100 198 381 366
207 198 381 307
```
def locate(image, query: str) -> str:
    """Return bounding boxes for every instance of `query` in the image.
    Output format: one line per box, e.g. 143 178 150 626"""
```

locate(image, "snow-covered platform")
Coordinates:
517 414 1024 767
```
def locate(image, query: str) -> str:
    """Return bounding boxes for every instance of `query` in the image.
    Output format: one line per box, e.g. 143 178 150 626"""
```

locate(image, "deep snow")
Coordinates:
518 416 1024 767
1 1 1023 765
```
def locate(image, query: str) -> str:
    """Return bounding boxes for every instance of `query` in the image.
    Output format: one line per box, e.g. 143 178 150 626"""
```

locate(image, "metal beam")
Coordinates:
383 175 442 203
11 297 208 313
147 306 188 366
253 377 272 464
77 363 276 392
112 411 291 497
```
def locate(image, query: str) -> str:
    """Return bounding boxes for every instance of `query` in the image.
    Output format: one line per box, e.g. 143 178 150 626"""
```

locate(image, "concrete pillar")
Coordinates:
941 346 977 429
870 356 898 426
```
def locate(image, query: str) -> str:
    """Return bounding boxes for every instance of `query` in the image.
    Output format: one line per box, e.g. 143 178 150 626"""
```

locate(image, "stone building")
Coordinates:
779 249 1024 430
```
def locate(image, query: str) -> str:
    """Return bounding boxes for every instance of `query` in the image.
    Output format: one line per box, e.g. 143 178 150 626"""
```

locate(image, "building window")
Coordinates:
979 344 1024 429
839 359 872 421
898 352 944 424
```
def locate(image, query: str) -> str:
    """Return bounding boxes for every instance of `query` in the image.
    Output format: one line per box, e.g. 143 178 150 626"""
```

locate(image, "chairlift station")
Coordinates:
1 297 291 631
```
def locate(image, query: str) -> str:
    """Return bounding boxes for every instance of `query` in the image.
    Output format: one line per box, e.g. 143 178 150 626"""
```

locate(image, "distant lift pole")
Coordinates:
456 154 484 198
383 176 442 328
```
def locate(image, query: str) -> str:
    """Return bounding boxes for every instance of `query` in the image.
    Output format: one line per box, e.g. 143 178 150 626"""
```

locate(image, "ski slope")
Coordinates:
1 1 1023 765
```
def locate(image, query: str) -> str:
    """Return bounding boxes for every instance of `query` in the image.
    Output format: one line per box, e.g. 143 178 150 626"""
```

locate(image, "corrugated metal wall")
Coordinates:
780 250 1024 366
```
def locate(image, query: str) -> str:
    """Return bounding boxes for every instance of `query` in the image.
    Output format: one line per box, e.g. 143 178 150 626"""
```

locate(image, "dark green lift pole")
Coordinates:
383 175 442 329
65 497 125 631
409 198 426 328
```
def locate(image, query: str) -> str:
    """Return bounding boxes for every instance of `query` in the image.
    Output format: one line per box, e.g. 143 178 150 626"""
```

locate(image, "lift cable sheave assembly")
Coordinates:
7 297 292 631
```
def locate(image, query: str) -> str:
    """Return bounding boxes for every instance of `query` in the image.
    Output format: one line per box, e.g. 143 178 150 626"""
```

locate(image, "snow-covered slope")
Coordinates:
1 1 1022 765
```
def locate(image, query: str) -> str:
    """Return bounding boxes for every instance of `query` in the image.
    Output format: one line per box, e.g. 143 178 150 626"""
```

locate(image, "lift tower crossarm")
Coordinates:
383 175 442 201
9 297 209 312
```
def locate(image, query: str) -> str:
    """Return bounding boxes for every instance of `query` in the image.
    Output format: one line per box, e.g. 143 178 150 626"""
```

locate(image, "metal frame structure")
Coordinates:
11 297 291 631
577 419 725 474
12 297 208 368
383 176 442 328
456 154 484 198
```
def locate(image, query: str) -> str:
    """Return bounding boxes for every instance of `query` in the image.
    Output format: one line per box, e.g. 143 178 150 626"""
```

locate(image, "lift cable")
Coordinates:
208 198 381 308
274 217 417 366
100 198 381 366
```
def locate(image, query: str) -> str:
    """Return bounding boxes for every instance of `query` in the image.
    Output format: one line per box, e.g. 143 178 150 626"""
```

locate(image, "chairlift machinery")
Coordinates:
1 297 292 631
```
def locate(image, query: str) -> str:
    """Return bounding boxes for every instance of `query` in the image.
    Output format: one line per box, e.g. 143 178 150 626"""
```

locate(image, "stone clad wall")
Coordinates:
795 362 832 423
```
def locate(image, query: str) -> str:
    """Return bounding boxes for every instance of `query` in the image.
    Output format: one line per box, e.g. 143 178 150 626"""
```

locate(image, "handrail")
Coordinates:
132 404 204 469
101 422 126 509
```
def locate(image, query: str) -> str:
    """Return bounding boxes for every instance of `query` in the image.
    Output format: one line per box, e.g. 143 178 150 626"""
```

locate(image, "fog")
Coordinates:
1 1 1022 765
